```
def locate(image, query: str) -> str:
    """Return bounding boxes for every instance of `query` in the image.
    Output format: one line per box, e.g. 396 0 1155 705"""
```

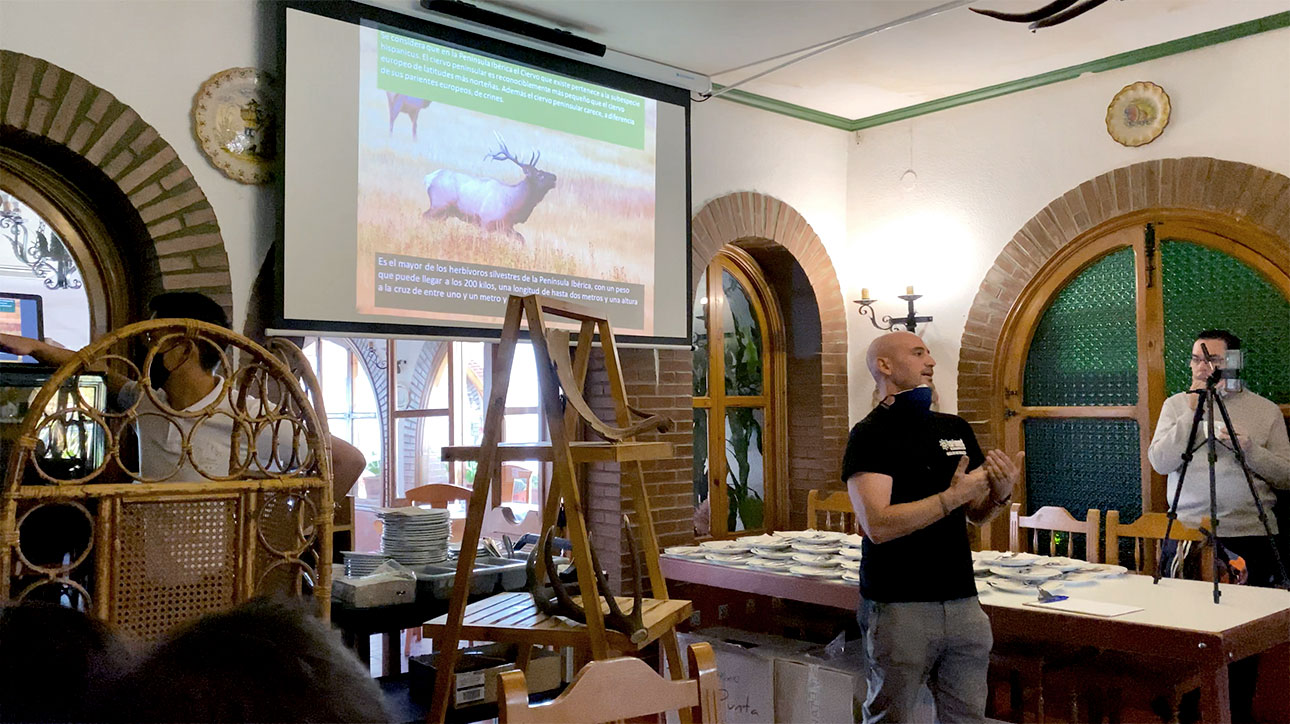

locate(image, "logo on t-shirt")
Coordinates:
939 439 967 456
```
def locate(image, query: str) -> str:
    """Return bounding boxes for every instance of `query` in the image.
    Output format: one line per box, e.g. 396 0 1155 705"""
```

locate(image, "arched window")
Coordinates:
301 339 383 504
0 192 92 351
997 217 1290 541
693 247 785 537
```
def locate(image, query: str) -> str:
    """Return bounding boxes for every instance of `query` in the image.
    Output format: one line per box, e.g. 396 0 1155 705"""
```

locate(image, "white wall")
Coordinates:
691 99 850 256
845 26 1290 423
1 0 276 334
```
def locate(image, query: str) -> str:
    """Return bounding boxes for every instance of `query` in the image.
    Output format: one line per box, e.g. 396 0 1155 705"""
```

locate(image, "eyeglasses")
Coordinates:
1190 355 1224 365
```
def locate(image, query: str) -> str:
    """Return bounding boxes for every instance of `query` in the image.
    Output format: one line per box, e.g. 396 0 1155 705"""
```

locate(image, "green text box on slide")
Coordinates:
378 30 645 149
374 253 646 330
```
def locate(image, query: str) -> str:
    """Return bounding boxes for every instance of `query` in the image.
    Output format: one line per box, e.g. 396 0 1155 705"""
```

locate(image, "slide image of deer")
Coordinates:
422 135 557 244
387 91 432 141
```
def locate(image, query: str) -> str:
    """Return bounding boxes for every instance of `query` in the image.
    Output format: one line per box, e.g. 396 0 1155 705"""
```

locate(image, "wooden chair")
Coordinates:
405 482 473 508
1 321 334 641
1009 503 1102 563
482 504 542 542
1105 510 1213 579
499 641 722 724
991 504 1101 722
806 489 861 534
501 463 535 505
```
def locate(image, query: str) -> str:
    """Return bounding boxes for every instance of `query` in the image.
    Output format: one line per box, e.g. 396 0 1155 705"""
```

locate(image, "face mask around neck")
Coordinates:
887 385 934 416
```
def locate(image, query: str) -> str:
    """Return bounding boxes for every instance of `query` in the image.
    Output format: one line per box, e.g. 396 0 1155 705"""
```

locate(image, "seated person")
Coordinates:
111 597 390 723
0 292 365 501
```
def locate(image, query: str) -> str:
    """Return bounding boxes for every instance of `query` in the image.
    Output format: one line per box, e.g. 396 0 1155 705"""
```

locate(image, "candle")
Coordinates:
861 288 869 299
906 285 915 295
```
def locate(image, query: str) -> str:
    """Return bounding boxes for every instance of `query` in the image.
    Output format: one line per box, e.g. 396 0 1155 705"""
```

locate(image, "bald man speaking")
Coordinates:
843 332 1022 724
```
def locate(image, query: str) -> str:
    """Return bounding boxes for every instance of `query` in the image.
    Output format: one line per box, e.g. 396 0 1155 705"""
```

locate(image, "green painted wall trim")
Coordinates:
710 11 1290 132
706 86 854 131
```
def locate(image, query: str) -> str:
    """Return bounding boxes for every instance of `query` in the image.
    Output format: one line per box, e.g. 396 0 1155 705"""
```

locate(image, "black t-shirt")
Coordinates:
840 405 984 603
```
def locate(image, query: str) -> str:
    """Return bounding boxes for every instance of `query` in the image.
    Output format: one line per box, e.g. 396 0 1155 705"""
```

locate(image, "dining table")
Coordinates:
660 554 1290 724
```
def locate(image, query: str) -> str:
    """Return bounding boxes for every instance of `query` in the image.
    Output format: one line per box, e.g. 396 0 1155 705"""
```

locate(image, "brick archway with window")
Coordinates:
691 192 850 528
957 157 1290 450
1 51 233 311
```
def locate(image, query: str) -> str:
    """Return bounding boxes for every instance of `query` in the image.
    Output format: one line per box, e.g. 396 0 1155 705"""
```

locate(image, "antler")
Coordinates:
970 0 1109 28
485 131 524 168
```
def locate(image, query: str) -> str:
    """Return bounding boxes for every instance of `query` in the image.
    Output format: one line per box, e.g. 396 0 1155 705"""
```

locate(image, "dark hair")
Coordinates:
114 597 389 723
147 292 230 371
1196 329 1242 351
0 603 129 723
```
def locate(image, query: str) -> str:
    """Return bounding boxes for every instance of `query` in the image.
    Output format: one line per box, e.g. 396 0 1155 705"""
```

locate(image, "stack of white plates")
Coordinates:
341 551 393 577
379 507 451 565
736 534 790 549
663 545 707 558
699 540 755 555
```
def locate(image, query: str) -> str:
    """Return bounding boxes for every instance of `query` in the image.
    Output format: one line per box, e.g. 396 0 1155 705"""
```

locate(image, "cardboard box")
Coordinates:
774 657 862 724
670 630 793 724
410 644 561 708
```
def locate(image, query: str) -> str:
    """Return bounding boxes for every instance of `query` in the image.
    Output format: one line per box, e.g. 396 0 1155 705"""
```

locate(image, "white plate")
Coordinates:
791 553 838 567
838 558 861 571
840 534 866 547
737 534 789 548
1086 564 1129 578
989 566 1063 583
1041 557 1093 572
791 542 841 554
746 558 795 571
1059 572 1101 586
838 547 864 560
985 579 1064 595
790 565 839 578
780 529 848 543
988 553 1042 567
750 547 797 560
972 561 993 575
699 540 754 553
841 570 861 583
704 553 751 564
664 546 705 557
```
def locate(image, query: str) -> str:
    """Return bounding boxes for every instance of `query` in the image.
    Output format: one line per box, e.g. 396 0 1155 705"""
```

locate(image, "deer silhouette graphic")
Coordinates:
422 134 557 244
386 91 431 141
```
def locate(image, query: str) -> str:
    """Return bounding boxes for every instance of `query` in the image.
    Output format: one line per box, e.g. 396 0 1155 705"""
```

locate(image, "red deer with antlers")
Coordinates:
386 91 431 141
422 134 557 243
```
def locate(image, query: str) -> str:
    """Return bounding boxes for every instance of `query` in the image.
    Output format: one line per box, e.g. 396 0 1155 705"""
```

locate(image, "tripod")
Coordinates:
1153 344 1289 602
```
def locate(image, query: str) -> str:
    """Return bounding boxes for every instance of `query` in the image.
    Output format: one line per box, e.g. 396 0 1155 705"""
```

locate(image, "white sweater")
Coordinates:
1148 389 1290 537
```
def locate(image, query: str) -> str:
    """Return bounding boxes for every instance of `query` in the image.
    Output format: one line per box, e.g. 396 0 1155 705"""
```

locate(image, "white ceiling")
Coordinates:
477 0 1290 120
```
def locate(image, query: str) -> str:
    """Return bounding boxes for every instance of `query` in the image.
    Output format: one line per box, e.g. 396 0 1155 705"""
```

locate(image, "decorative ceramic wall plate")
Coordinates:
192 68 280 184
1106 81 1171 147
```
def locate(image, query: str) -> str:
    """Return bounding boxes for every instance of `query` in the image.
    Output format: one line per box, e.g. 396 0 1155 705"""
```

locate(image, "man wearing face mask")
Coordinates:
0 292 365 502
843 331 1022 724
1148 329 1290 587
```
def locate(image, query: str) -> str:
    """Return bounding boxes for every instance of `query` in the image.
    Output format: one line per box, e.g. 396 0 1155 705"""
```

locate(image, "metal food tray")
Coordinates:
414 556 528 599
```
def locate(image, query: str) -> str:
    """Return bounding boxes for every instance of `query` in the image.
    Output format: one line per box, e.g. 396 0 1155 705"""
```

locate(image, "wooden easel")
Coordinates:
424 295 692 723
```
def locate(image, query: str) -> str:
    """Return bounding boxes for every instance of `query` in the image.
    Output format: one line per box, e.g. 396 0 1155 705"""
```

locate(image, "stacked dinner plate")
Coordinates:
341 551 393 577
379 506 451 565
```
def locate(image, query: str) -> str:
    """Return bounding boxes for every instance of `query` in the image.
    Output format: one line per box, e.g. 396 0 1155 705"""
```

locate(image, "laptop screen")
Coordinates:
0 293 43 363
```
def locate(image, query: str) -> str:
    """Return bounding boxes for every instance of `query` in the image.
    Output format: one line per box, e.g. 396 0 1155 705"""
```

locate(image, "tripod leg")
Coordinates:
1204 392 1222 603
1156 391 1208 584
1210 392 1290 588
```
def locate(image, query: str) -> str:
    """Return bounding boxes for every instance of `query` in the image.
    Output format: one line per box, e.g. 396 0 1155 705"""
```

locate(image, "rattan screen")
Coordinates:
1024 248 1138 407
112 499 240 641
1161 240 1290 403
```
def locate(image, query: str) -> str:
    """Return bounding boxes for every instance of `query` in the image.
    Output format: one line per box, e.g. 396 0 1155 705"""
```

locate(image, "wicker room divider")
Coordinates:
0 320 334 641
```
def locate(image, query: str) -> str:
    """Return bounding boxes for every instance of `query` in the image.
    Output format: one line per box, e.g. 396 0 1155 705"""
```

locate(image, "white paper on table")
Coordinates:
1022 598 1143 617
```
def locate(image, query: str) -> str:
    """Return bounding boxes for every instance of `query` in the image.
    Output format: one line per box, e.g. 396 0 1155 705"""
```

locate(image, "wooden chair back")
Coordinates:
501 463 534 505
1105 510 1213 578
482 504 541 541
1009 503 1101 562
405 483 472 508
499 641 722 724
0 321 334 641
807 489 861 535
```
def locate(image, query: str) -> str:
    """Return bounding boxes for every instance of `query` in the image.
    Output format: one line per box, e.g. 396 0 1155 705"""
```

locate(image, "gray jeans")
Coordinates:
858 597 993 724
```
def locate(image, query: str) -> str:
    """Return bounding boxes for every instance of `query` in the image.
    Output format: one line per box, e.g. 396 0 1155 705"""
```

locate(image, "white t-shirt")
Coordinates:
117 378 311 483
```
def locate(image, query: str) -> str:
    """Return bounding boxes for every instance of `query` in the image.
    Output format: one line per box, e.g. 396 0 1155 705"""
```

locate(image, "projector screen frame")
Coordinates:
273 0 693 347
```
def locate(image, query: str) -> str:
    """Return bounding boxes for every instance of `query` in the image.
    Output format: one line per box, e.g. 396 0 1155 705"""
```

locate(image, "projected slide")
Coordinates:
355 28 657 333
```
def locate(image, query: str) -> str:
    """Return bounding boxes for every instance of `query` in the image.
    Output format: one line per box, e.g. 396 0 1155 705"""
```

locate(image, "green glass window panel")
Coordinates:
1161 240 1290 403
1024 418 1141 559
1024 248 1138 406
692 269 709 397
722 271 764 397
725 407 765 532
693 408 708 506
1024 417 1141 516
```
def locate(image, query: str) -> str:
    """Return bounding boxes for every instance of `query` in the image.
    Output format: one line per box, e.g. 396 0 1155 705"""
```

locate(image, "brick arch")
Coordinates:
957 157 1290 450
691 192 848 527
0 51 233 313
